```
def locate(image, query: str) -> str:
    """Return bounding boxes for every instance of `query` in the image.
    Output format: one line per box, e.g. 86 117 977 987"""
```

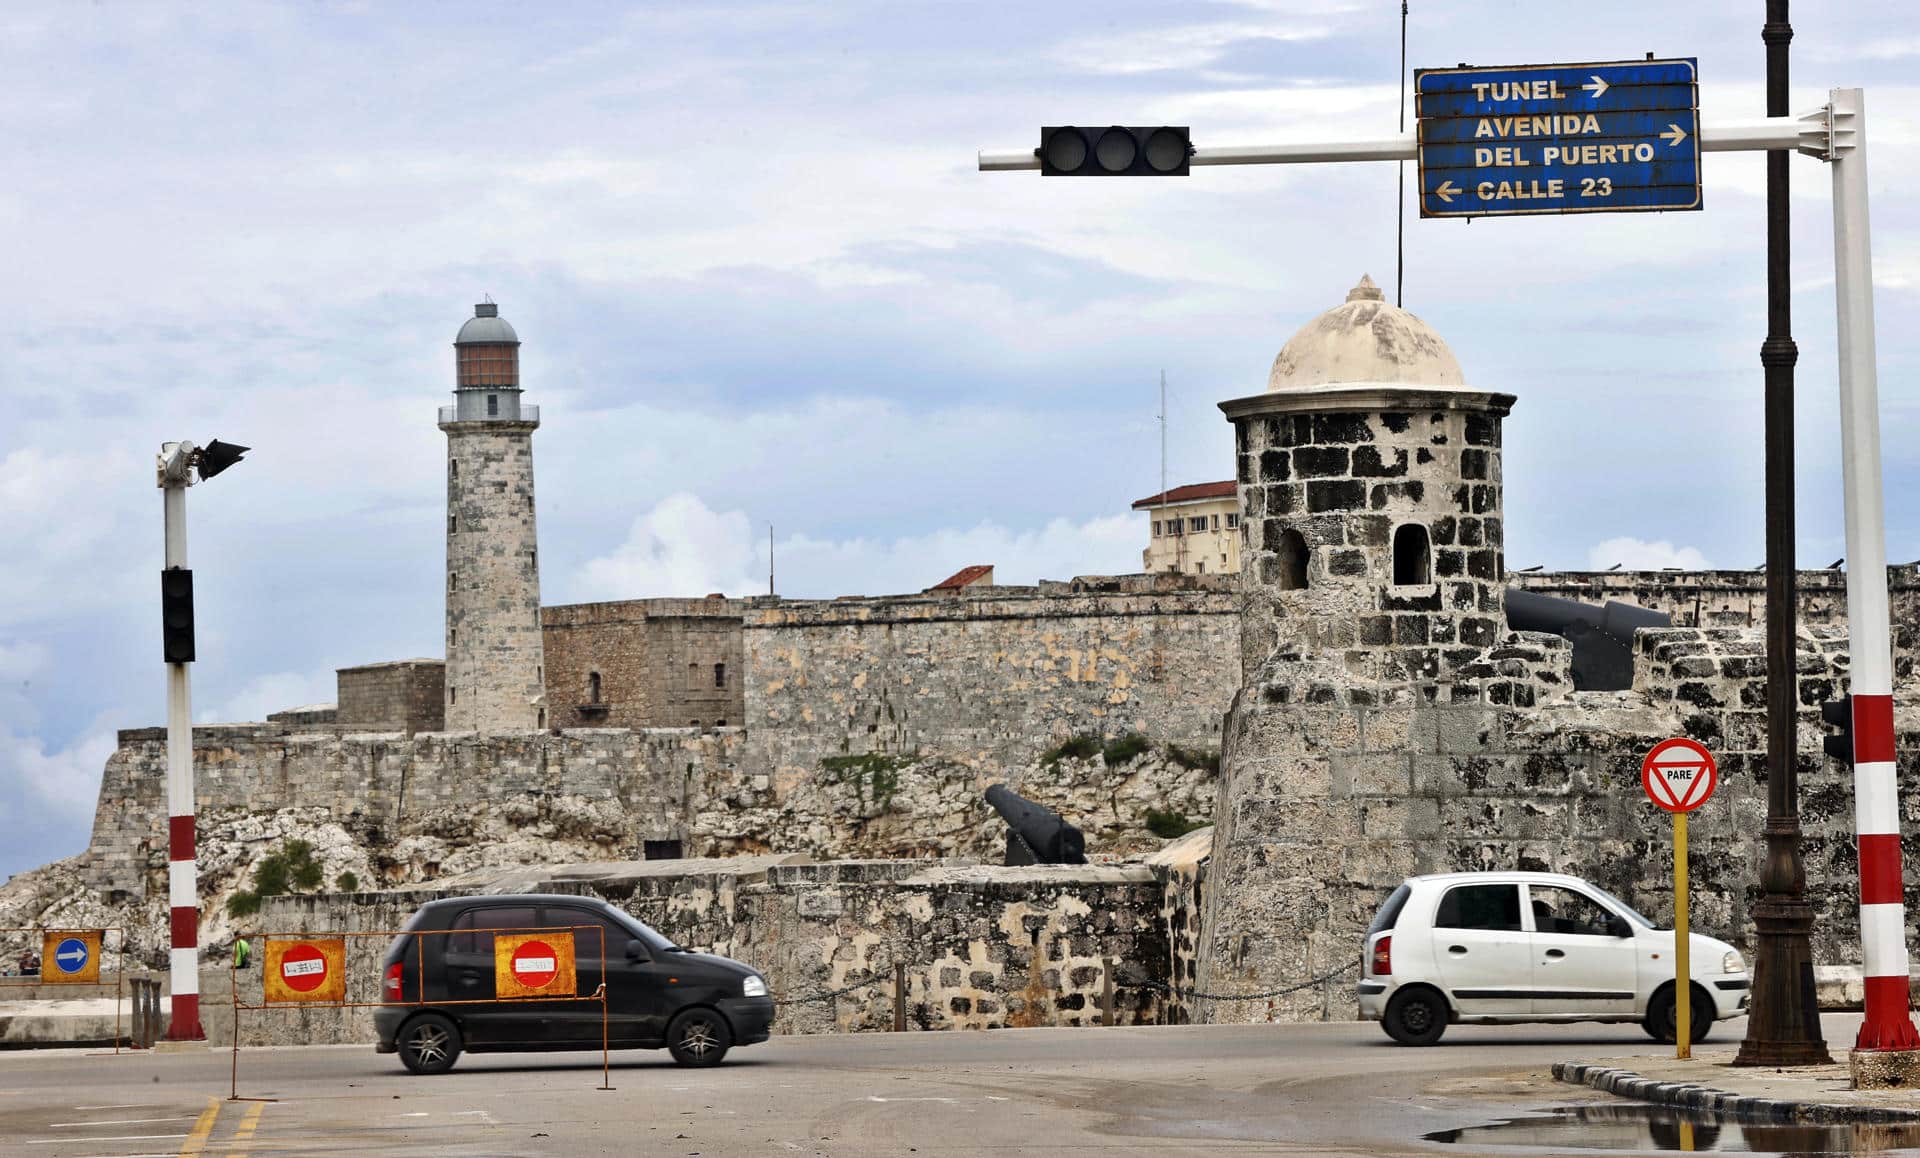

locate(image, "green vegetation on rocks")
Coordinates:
226 838 326 917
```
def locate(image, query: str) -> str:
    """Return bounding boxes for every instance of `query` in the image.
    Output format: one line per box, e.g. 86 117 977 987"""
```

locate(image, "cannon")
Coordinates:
1504 587 1672 691
984 783 1086 866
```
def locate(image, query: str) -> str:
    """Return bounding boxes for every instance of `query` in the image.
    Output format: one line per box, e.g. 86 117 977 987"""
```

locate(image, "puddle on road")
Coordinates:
1426 1102 1920 1154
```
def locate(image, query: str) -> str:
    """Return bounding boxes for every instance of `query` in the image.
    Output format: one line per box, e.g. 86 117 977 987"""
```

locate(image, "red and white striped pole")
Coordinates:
159 452 204 1041
1828 88 1918 1053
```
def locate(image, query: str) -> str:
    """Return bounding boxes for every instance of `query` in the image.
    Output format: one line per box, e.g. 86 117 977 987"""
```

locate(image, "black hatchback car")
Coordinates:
374 894 774 1073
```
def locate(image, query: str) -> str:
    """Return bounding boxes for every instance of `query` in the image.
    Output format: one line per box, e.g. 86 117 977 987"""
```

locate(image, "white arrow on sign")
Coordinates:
57 947 86 963
1582 75 1610 100
1434 180 1461 204
1661 123 1689 147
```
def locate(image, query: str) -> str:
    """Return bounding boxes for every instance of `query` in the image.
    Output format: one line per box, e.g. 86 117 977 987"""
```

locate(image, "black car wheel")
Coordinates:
667 1008 733 1067
1383 986 1449 1045
398 1012 462 1075
1643 984 1714 1045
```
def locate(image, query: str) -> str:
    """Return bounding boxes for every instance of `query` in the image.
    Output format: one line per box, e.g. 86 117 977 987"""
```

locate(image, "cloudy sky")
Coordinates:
3 2 1918 878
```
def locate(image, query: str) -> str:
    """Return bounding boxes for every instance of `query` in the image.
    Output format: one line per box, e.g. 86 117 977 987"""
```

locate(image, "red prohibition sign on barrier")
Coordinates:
510 939 560 990
279 942 330 993
1642 737 1718 813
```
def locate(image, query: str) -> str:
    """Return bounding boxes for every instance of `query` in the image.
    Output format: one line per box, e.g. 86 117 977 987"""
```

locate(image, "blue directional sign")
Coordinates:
53 937 89 975
1416 59 1700 218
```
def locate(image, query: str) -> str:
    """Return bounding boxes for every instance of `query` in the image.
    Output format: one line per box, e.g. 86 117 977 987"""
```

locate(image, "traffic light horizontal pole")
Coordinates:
977 114 1818 171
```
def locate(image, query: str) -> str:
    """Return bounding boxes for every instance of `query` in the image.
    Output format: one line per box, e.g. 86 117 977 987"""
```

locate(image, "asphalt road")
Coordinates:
0 1016 1763 1157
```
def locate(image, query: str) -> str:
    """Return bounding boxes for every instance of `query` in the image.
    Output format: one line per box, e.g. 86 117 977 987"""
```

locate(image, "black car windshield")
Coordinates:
609 909 681 952
1587 884 1655 928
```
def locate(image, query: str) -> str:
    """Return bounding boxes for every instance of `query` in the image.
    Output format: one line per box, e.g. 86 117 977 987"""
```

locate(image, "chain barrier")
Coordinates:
1134 960 1358 1002
776 961 1359 1008
773 981 877 1006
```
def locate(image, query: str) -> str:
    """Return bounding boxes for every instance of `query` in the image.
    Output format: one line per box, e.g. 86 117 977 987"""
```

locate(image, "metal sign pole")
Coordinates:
1826 87 1919 1054
1675 810 1692 1060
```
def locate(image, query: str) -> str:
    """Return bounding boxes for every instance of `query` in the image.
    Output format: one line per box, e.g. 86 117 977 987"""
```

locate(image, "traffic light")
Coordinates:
197 439 249 480
161 568 195 663
1040 126 1190 176
1821 695 1854 765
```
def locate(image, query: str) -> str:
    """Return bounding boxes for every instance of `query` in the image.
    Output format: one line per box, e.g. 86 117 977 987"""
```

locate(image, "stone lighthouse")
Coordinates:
1194 275 1519 1021
441 302 546 733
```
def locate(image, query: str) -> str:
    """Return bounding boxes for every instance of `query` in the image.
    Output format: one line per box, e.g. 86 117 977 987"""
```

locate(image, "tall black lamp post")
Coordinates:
1733 0 1834 1069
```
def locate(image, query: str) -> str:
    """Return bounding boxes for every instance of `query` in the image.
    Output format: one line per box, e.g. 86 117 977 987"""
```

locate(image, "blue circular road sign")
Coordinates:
53 937 89 975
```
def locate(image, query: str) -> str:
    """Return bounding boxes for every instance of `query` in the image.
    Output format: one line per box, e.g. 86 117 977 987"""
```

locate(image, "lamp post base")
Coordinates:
1732 895 1833 1067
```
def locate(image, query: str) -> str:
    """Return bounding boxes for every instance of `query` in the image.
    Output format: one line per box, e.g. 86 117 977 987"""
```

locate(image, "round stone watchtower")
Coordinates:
1193 276 1522 1025
440 301 545 733
1219 275 1516 683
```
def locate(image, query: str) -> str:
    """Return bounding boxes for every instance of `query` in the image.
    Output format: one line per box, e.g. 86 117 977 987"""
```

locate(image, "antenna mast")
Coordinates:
1158 371 1171 573
768 523 775 596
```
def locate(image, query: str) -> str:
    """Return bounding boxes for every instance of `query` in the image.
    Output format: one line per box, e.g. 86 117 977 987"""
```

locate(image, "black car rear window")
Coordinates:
1367 883 1412 935
1435 883 1523 931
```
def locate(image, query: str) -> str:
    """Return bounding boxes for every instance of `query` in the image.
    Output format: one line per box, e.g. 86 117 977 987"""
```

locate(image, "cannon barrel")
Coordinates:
984 783 1087 865
1504 587 1672 691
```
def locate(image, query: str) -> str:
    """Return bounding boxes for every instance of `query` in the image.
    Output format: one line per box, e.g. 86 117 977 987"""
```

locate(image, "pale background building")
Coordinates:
1133 481 1242 576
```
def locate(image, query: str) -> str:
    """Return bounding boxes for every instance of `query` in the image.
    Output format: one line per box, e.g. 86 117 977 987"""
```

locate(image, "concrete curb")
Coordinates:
1551 1061 1920 1125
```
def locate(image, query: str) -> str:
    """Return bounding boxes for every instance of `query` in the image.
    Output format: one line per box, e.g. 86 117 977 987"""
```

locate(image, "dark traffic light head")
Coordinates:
1821 695 1854 765
1040 126 1190 175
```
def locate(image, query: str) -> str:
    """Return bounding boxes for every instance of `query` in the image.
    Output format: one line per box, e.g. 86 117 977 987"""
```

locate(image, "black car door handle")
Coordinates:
1544 948 1566 959
1448 945 1467 955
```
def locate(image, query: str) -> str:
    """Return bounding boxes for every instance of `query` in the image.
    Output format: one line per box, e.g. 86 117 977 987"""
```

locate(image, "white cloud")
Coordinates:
1587 538 1712 572
579 494 763 600
197 670 338 725
1056 21 1336 76
576 493 1143 602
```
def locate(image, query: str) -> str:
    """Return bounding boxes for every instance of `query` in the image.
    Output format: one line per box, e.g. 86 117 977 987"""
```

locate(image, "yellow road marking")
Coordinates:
226 1099 265 1157
177 1096 219 1156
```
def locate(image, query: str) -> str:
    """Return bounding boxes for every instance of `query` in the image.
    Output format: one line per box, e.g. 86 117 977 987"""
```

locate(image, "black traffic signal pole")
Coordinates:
1734 0 1834 1068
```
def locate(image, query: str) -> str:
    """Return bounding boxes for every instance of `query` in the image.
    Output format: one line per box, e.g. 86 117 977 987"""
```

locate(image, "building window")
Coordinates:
1167 520 1182 536
588 672 602 704
537 708 546 728
1226 513 1239 530
1393 523 1432 585
714 662 727 688
529 548 537 569
487 393 499 417
1188 516 1207 533
449 629 456 647
448 571 457 591
1196 560 1206 573
1211 514 1220 531
448 513 457 533
714 719 725 728
1277 528 1309 591
449 459 458 479
1152 520 1162 537
449 686 457 705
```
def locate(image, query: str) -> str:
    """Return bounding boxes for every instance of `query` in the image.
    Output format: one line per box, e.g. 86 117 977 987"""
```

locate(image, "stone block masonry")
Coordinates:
335 659 444 734
442 420 544 732
740 574 1241 783
542 597 747 729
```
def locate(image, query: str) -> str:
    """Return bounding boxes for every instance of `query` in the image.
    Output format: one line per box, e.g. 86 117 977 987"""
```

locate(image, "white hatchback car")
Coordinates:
1357 871 1750 1045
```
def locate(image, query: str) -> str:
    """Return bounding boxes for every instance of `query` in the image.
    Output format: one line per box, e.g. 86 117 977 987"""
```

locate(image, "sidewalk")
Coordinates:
1557 1013 1920 1123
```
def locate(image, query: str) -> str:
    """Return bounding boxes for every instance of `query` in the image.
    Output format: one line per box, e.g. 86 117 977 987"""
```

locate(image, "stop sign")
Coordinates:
280 942 330 993
510 939 559 990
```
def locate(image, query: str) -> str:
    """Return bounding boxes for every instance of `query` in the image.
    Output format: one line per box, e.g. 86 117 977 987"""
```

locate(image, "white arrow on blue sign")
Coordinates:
54 937 89 974
1416 59 1700 218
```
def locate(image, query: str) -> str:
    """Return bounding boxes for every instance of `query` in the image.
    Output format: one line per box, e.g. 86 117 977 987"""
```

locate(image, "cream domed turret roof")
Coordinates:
1267 275 1464 392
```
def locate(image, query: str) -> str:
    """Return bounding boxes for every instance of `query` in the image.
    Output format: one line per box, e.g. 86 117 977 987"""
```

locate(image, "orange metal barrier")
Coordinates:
228 925 613 1101
0 926 129 1052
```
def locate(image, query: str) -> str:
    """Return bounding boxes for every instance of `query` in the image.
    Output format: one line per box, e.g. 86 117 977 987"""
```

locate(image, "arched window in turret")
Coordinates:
1277 528 1309 591
588 672 602 704
1393 523 1432 585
